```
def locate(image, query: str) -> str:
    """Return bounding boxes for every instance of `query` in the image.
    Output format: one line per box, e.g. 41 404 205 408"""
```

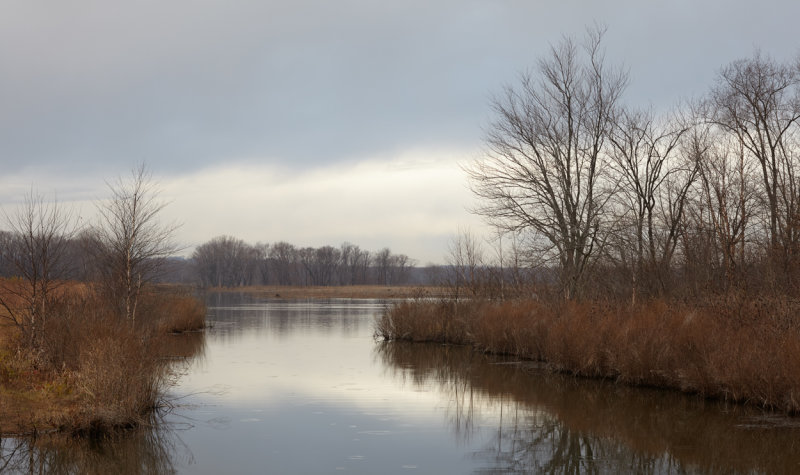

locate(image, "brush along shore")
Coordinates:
0 284 206 437
376 295 800 414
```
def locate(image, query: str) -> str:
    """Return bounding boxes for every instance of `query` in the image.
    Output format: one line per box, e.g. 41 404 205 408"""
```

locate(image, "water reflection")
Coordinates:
1 331 206 475
376 341 800 474
5 297 800 473
204 292 382 341
0 424 188 475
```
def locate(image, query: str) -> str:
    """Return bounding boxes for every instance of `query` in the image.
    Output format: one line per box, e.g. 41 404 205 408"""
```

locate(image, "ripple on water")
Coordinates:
357 430 392 436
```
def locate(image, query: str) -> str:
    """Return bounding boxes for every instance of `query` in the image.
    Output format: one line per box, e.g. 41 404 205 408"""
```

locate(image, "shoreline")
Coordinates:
207 284 445 300
0 287 206 438
376 296 800 416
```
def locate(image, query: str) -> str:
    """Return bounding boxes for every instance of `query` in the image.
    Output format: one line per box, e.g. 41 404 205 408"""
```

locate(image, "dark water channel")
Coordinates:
3 292 800 473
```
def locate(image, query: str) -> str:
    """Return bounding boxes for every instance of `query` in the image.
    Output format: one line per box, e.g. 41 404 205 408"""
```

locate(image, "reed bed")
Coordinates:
0 285 207 437
376 295 800 413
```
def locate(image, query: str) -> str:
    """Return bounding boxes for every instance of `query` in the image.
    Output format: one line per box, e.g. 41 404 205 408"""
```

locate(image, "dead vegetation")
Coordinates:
376 295 800 413
0 282 206 437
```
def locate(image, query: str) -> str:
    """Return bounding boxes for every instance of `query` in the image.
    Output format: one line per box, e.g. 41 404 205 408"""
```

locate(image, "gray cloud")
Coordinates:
4 1 800 262
2 1 800 176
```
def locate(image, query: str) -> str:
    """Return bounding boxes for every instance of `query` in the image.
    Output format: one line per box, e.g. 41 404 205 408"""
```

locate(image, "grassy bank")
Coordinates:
376 295 800 413
0 284 206 437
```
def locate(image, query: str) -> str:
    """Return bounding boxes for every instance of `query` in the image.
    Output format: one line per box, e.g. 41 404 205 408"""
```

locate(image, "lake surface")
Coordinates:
4 292 800 474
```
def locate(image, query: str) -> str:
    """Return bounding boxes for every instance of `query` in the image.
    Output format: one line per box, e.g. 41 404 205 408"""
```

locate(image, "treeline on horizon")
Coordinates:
189 236 418 287
0 232 423 288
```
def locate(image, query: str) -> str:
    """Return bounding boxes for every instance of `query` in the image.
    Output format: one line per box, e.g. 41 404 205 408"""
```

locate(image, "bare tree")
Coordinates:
445 229 485 299
467 26 627 299
341 243 371 285
297 245 342 286
314 245 341 286
707 52 800 279
193 236 258 287
339 242 360 285
0 190 77 348
94 164 180 323
689 123 758 289
269 241 299 285
608 108 696 299
253 242 270 284
373 248 395 286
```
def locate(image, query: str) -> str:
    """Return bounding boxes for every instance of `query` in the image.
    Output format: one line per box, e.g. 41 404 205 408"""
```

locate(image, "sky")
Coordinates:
2 1 800 264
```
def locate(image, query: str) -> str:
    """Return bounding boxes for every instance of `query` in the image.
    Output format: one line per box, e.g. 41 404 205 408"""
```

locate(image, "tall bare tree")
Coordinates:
269 241 299 285
688 123 758 288
193 235 259 287
707 52 800 278
0 191 77 348
374 248 393 286
467 27 627 299
608 108 695 298
94 164 179 322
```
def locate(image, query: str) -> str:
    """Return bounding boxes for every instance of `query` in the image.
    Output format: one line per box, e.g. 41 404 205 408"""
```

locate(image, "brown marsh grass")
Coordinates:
376 295 800 413
0 282 207 437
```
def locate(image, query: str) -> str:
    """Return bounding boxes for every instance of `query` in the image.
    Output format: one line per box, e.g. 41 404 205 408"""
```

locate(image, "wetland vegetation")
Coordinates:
379 28 800 419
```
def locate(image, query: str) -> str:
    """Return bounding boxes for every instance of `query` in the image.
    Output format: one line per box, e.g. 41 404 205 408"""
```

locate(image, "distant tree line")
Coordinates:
465 26 800 301
191 237 415 287
0 233 419 289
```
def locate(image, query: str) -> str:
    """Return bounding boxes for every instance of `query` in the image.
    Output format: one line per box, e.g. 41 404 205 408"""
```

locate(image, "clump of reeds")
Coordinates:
375 299 472 345
138 290 207 334
68 328 167 436
377 295 800 413
0 284 207 437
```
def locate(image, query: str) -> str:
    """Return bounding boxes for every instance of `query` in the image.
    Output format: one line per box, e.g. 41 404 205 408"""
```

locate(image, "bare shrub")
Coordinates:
72 331 166 435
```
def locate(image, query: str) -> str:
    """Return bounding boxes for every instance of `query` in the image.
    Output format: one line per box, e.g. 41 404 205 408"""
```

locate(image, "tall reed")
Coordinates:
0 283 207 436
377 295 800 413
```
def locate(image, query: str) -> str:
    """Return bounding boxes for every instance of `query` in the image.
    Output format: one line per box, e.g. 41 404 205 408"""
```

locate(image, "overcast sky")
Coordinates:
2 1 799 264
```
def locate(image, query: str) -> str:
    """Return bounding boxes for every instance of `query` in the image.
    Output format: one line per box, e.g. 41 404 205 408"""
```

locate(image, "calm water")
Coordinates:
3 292 800 474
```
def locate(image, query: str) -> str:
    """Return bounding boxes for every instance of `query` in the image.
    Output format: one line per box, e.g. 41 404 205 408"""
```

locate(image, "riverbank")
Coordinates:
0 284 206 437
210 284 445 299
376 296 800 414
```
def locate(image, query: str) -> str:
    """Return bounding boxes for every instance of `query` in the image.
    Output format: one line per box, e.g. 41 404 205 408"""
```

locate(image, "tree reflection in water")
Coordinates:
0 332 206 475
0 423 189 475
4 327 799 473
375 341 800 474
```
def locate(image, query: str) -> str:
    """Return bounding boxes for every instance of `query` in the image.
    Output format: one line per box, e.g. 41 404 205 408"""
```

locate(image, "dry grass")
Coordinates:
377 295 800 413
0 282 207 437
139 291 207 334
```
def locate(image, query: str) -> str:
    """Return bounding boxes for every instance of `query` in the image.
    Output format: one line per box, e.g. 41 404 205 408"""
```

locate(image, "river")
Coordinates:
3 292 800 473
